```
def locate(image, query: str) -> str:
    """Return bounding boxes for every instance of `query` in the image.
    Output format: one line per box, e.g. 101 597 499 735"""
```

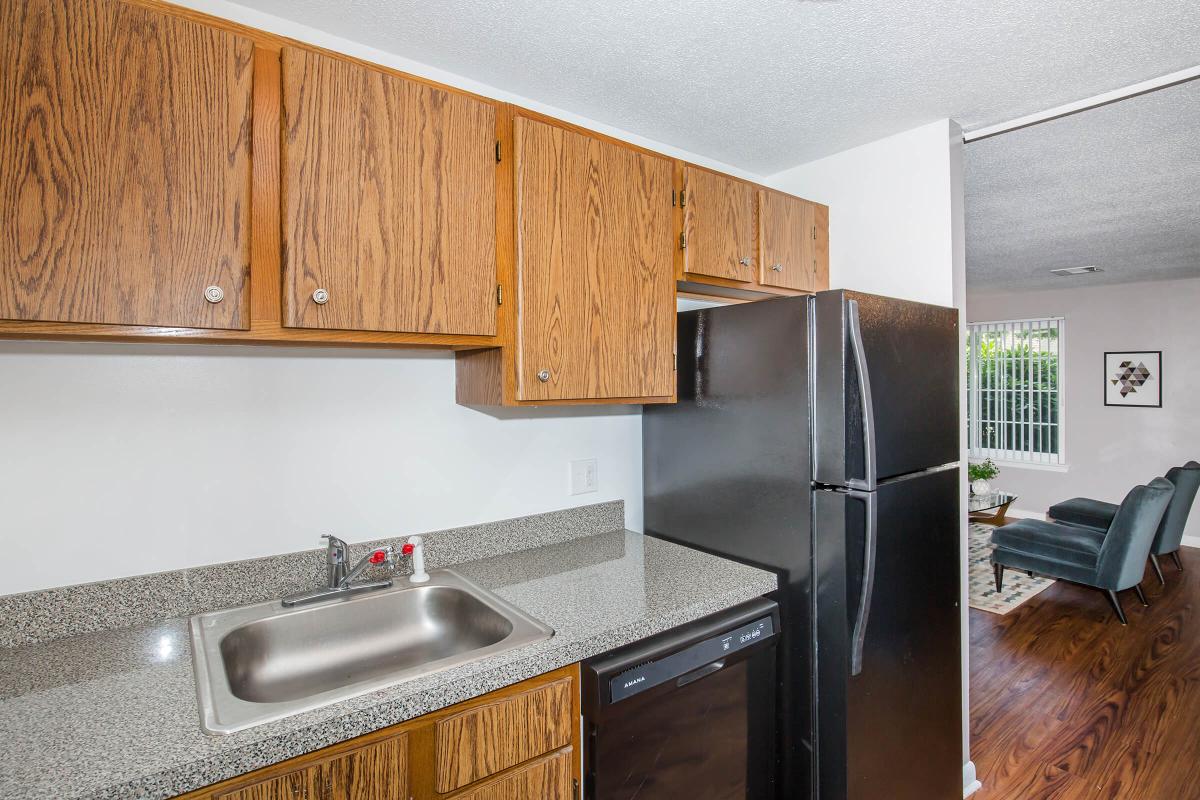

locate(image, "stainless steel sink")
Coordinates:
190 569 553 734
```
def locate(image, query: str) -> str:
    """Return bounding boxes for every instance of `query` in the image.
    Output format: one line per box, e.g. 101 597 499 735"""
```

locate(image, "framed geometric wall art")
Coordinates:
1104 351 1162 407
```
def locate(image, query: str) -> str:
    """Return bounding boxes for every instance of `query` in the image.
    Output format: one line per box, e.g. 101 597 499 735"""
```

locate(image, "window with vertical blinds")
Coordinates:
967 317 1065 465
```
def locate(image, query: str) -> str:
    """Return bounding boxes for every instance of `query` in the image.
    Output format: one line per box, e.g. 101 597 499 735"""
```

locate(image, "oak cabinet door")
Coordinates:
0 0 253 329
759 191 829 292
281 48 497 336
514 117 675 401
214 733 407 800
681 166 756 282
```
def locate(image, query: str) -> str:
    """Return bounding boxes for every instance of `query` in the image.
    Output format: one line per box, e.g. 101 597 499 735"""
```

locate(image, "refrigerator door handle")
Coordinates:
847 488 878 677
845 299 878 491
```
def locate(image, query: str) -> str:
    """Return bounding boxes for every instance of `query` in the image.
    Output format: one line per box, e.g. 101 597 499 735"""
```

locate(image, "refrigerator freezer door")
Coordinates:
814 290 960 486
814 468 963 800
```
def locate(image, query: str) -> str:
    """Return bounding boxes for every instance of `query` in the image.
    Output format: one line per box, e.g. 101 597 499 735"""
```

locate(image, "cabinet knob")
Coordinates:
770 263 783 272
537 369 551 383
203 286 224 304
738 257 751 266
312 288 329 305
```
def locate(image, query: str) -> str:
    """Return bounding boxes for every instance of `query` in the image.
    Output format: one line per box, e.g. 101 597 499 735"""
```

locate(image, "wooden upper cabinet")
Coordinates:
513 116 675 401
0 0 253 329
681 166 756 283
758 190 829 293
280 47 498 336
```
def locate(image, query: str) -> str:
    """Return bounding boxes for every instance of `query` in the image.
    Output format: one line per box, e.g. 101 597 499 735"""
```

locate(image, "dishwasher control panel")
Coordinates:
609 615 775 703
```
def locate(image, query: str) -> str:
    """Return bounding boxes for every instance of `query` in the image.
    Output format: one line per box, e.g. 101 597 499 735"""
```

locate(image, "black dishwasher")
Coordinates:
583 597 780 800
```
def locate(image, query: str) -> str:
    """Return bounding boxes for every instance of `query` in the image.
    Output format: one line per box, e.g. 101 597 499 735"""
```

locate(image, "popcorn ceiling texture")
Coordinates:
966 79 1200 290
198 0 1200 172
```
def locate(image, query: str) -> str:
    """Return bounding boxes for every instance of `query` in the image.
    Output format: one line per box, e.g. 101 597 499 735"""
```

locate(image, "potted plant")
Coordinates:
968 459 999 496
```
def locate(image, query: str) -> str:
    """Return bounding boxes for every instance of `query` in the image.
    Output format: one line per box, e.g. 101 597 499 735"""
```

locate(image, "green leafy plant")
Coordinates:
968 458 999 483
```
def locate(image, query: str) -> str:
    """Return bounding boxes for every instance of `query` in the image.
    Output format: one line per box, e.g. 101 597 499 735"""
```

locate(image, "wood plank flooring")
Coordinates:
970 548 1200 799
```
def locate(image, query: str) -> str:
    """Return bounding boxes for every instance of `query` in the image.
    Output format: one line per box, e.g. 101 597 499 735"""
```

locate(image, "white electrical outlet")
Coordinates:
569 458 599 495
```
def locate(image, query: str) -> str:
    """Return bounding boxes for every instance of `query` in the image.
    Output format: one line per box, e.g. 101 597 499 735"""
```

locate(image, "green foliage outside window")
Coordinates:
967 326 1060 457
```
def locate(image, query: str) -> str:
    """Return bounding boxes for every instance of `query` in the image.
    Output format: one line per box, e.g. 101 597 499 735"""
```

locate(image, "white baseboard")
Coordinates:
963 760 982 797
1182 536 1200 550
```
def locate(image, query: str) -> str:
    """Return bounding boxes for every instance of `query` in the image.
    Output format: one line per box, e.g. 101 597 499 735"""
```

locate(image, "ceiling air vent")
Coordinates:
1049 265 1103 277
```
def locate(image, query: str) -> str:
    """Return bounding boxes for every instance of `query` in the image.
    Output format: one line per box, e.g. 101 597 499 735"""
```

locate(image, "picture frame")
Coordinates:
1104 351 1162 408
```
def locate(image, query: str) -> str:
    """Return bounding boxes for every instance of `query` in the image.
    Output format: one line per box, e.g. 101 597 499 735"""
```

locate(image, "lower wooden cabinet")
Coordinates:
214 735 408 800
178 665 580 800
434 676 573 791
453 749 573 800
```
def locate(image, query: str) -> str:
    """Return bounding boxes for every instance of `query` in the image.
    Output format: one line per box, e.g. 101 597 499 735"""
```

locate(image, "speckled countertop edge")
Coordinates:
0 529 777 800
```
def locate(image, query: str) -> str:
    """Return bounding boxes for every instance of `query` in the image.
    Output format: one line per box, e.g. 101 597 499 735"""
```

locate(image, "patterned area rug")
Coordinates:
968 522 1056 614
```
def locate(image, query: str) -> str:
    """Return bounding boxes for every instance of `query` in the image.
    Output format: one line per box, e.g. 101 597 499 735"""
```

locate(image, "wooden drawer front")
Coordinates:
435 677 573 792
214 733 407 800
452 748 574 800
1 0 253 330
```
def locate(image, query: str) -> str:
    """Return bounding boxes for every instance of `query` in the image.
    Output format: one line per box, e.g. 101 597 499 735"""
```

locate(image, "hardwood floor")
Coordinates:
970 549 1200 799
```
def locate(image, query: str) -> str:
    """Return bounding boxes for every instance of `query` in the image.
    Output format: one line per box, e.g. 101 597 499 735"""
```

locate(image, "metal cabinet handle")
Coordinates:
738 257 751 266
312 288 329 305
770 263 783 272
537 369 551 383
203 286 224 304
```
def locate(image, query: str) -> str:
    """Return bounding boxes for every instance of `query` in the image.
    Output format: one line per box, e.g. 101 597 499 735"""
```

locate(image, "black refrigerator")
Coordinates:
643 289 962 800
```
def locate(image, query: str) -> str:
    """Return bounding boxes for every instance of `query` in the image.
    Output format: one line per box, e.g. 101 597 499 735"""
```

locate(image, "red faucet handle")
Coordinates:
401 543 415 556
368 549 388 565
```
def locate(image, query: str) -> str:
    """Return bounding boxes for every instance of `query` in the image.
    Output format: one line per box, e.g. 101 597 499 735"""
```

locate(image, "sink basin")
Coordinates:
190 569 553 734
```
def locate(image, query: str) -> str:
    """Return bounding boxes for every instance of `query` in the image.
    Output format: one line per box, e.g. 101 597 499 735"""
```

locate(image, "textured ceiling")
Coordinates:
228 0 1200 173
965 80 1200 291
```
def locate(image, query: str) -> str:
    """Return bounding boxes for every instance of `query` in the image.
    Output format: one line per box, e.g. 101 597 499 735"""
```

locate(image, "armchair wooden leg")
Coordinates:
1171 550 1184 571
1134 583 1149 606
993 563 1005 592
1105 590 1128 625
1150 555 1165 585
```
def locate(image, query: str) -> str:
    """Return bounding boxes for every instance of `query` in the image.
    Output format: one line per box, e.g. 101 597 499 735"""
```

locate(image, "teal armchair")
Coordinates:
990 478 1176 624
1048 462 1200 583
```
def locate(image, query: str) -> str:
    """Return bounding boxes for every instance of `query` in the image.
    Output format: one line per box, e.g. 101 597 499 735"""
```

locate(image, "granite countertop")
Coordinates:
0 529 777 800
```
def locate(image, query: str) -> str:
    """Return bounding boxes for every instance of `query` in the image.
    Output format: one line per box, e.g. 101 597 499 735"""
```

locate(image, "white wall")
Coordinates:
968 277 1200 545
766 120 960 307
0 344 642 595
0 0 768 598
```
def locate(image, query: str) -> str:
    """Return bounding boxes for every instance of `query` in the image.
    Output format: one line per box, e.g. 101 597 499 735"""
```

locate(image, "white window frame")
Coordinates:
967 316 1067 468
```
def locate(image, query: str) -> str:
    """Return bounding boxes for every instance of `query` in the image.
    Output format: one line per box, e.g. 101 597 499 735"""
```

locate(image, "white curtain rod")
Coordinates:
963 64 1200 143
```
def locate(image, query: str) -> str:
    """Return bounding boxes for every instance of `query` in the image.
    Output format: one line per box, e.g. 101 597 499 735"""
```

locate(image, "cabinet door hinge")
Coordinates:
573 778 580 800
673 350 678 371
672 189 677 207
679 189 687 207
812 225 817 240
496 284 503 305
679 231 687 250
495 141 501 163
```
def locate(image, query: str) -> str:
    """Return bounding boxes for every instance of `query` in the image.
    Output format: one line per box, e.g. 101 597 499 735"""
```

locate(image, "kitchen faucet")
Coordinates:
282 534 430 607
